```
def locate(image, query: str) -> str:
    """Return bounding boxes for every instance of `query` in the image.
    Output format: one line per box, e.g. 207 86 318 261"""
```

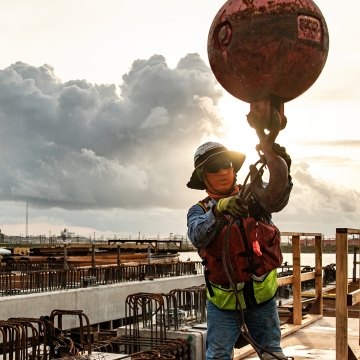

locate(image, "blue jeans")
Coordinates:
206 298 283 359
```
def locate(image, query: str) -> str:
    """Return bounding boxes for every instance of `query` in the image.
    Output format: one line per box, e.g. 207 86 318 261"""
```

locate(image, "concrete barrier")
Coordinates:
0 274 204 328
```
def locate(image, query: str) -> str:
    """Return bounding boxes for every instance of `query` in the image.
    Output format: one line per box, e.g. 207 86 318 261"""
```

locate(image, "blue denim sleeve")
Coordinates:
187 200 219 249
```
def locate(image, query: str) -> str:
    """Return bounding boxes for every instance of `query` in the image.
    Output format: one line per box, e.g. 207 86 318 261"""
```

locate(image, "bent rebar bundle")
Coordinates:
117 287 206 358
0 286 206 360
0 310 92 360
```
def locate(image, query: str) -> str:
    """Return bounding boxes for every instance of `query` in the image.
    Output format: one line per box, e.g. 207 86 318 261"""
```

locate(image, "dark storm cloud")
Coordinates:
0 55 223 210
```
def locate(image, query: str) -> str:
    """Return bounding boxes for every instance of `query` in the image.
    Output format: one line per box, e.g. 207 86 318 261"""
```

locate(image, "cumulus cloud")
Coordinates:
0 55 223 212
0 54 359 237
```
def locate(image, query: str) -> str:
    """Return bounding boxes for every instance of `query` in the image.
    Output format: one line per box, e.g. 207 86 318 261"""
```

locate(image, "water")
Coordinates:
179 251 358 279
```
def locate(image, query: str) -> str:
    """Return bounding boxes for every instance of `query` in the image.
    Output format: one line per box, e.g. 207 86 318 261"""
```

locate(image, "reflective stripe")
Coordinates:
253 269 278 304
207 269 278 310
252 273 268 281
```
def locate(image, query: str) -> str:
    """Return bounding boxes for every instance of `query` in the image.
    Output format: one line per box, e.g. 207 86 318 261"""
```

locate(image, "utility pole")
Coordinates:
25 201 28 239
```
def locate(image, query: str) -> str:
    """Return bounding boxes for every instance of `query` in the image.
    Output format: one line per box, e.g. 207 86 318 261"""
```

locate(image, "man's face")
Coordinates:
204 155 233 173
203 155 235 193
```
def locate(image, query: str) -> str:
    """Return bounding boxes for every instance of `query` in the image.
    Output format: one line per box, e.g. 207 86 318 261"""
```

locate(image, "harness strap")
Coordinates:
204 269 215 297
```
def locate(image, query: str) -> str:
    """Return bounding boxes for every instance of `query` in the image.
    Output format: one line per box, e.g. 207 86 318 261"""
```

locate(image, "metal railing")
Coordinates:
0 261 203 296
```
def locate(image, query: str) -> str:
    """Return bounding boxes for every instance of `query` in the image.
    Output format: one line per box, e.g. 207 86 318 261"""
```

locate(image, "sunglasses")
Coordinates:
204 159 233 173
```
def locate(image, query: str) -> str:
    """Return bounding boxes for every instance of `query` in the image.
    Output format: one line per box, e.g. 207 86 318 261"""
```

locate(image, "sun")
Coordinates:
217 94 261 164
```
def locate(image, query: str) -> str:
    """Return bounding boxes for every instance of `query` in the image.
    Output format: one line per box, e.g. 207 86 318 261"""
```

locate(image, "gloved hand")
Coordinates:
215 195 248 218
272 143 292 170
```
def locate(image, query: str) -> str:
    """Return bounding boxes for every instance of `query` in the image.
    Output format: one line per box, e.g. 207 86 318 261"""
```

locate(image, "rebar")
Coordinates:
0 262 203 296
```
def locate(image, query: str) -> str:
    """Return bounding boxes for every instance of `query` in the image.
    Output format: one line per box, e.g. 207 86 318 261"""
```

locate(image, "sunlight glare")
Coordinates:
218 94 262 165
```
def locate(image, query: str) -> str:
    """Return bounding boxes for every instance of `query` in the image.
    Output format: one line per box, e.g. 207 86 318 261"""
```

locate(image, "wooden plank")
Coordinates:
336 228 360 235
302 292 336 299
347 289 360 306
292 235 302 325
314 235 323 315
300 271 315 282
280 232 322 237
336 231 349 360
278 297 316 309
277 275 293 287
277 271 315 287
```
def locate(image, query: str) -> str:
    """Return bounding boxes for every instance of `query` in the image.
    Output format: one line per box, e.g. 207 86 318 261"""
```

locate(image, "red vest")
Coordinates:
199 215 282 286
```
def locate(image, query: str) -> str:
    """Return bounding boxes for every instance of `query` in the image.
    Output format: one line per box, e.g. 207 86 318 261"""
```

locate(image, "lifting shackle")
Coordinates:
208 0 329 138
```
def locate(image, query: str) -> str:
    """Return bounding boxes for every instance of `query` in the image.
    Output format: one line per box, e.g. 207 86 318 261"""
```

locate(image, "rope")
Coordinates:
238 158 266 201
220 158 291 360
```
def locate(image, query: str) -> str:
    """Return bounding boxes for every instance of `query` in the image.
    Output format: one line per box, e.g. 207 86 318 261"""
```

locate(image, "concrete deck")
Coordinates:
242 317 360 360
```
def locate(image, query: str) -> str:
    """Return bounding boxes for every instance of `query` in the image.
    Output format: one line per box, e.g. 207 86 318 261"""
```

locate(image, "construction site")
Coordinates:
0 228 359 359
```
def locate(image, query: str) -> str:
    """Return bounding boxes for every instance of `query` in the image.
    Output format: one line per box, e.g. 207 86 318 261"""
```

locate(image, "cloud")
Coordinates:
0 55 359 238
299 140 360 147
140 107 169 129
273 162 360 236
0 55 223 212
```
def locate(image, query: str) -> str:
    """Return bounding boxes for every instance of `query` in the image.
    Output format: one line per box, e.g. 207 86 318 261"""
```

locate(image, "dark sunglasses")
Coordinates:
204 160 233 173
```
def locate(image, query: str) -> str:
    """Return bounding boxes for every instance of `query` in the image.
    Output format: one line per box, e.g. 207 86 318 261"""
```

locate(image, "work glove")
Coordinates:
215 195 248 218
272 143 292 171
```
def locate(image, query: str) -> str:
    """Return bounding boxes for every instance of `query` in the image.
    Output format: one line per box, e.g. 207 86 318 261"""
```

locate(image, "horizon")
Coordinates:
0 0 359 239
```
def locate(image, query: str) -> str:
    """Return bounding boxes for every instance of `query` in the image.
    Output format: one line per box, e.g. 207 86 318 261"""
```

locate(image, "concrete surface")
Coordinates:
243 317 360 360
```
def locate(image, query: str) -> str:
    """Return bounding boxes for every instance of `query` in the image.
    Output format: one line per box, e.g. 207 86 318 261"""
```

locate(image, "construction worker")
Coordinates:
186 136 292 360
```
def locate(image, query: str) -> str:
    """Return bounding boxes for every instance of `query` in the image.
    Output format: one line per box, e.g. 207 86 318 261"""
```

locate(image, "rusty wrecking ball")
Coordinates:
208 0 329 133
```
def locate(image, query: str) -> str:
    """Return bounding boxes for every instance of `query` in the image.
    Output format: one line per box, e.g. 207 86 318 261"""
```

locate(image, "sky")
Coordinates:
0 0 359 240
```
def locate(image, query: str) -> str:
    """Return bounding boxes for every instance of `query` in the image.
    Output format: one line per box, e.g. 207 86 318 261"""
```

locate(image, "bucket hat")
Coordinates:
187 141 245 190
